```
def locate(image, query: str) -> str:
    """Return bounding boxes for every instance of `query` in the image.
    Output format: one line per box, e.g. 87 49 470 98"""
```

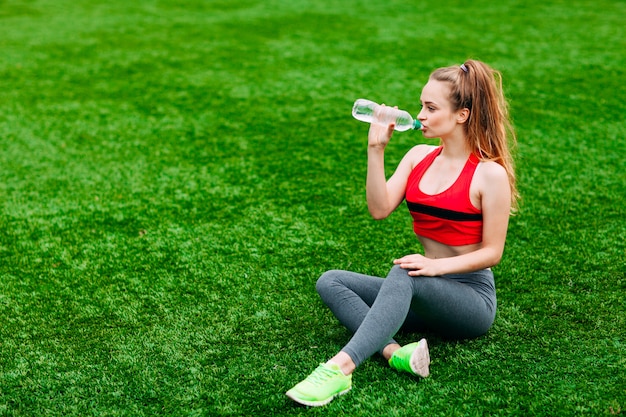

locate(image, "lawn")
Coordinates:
0 0 624 416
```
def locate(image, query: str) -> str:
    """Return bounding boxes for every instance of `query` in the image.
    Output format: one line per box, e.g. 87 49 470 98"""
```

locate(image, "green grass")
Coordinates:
0 0 624 415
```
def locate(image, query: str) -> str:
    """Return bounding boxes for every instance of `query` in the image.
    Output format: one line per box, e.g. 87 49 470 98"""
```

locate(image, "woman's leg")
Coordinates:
316 269 387 335
336 267 416 367
403 266 496 339
286 270 385 406
323 266 496 368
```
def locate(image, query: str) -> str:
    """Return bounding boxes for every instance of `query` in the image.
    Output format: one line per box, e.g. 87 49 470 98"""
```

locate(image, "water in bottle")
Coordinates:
352 98 422 131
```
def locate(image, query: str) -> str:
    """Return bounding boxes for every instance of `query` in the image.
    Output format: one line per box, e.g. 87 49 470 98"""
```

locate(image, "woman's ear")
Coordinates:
457 108 470 124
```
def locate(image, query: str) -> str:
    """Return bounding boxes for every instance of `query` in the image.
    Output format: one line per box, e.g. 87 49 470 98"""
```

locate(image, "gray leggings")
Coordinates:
316 265 497 367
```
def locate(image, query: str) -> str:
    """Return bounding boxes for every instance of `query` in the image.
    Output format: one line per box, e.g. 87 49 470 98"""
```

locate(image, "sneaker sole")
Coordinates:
286 386 352 407
409 338 430 378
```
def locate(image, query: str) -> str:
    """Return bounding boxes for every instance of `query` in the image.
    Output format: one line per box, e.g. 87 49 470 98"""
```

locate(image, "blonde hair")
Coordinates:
430 60 519 210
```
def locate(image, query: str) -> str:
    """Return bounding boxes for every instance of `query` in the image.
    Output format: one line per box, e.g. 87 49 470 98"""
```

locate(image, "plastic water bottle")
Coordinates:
352 99 422 131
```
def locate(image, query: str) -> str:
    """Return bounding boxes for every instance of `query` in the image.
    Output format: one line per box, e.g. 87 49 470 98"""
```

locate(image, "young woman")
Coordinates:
286 60 518 407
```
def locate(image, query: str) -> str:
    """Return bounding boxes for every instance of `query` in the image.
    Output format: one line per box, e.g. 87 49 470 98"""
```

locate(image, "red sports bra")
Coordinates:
405 146 483 245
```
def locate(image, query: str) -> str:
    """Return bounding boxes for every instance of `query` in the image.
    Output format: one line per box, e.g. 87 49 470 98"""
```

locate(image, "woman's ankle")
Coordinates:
327 351 356 375
382 343 402 361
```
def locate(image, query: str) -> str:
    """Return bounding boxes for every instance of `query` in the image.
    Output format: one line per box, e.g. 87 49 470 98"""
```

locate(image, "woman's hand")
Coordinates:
393 254 442 277
368 105 395 148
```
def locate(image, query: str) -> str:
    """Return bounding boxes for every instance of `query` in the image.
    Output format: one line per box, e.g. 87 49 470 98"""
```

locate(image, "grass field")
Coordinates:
0 0 625 415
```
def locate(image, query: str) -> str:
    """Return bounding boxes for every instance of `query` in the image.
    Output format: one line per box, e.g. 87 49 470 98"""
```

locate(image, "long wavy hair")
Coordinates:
430 60 519 210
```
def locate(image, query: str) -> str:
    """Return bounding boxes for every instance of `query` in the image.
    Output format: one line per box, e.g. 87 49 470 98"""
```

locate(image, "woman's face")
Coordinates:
417 79 463 139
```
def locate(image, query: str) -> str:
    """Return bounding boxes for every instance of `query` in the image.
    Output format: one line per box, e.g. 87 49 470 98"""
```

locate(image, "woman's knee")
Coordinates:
384 265 412 285
316 270 344 296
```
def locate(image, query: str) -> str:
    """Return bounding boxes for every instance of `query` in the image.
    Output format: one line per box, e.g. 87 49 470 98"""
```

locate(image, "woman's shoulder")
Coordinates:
405 144 439 168
410 144 439 155
475 159 509 186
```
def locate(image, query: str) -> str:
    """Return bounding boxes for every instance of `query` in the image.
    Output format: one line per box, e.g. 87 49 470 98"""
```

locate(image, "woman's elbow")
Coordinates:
368 208 390 220
484 246 504 267
490 253 503 267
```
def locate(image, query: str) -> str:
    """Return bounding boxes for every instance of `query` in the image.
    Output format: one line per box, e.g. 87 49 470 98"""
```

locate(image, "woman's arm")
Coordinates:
366 122 432 219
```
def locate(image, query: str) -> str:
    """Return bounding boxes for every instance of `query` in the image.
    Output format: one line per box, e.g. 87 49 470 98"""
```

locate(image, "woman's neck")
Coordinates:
439 134 471 161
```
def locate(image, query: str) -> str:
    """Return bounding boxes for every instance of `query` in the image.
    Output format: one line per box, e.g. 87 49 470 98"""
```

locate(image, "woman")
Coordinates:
286 60 518 407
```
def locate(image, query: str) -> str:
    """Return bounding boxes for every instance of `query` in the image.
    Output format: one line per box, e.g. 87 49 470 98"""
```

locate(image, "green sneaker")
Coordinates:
388 338 430 377
286 362 352 407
